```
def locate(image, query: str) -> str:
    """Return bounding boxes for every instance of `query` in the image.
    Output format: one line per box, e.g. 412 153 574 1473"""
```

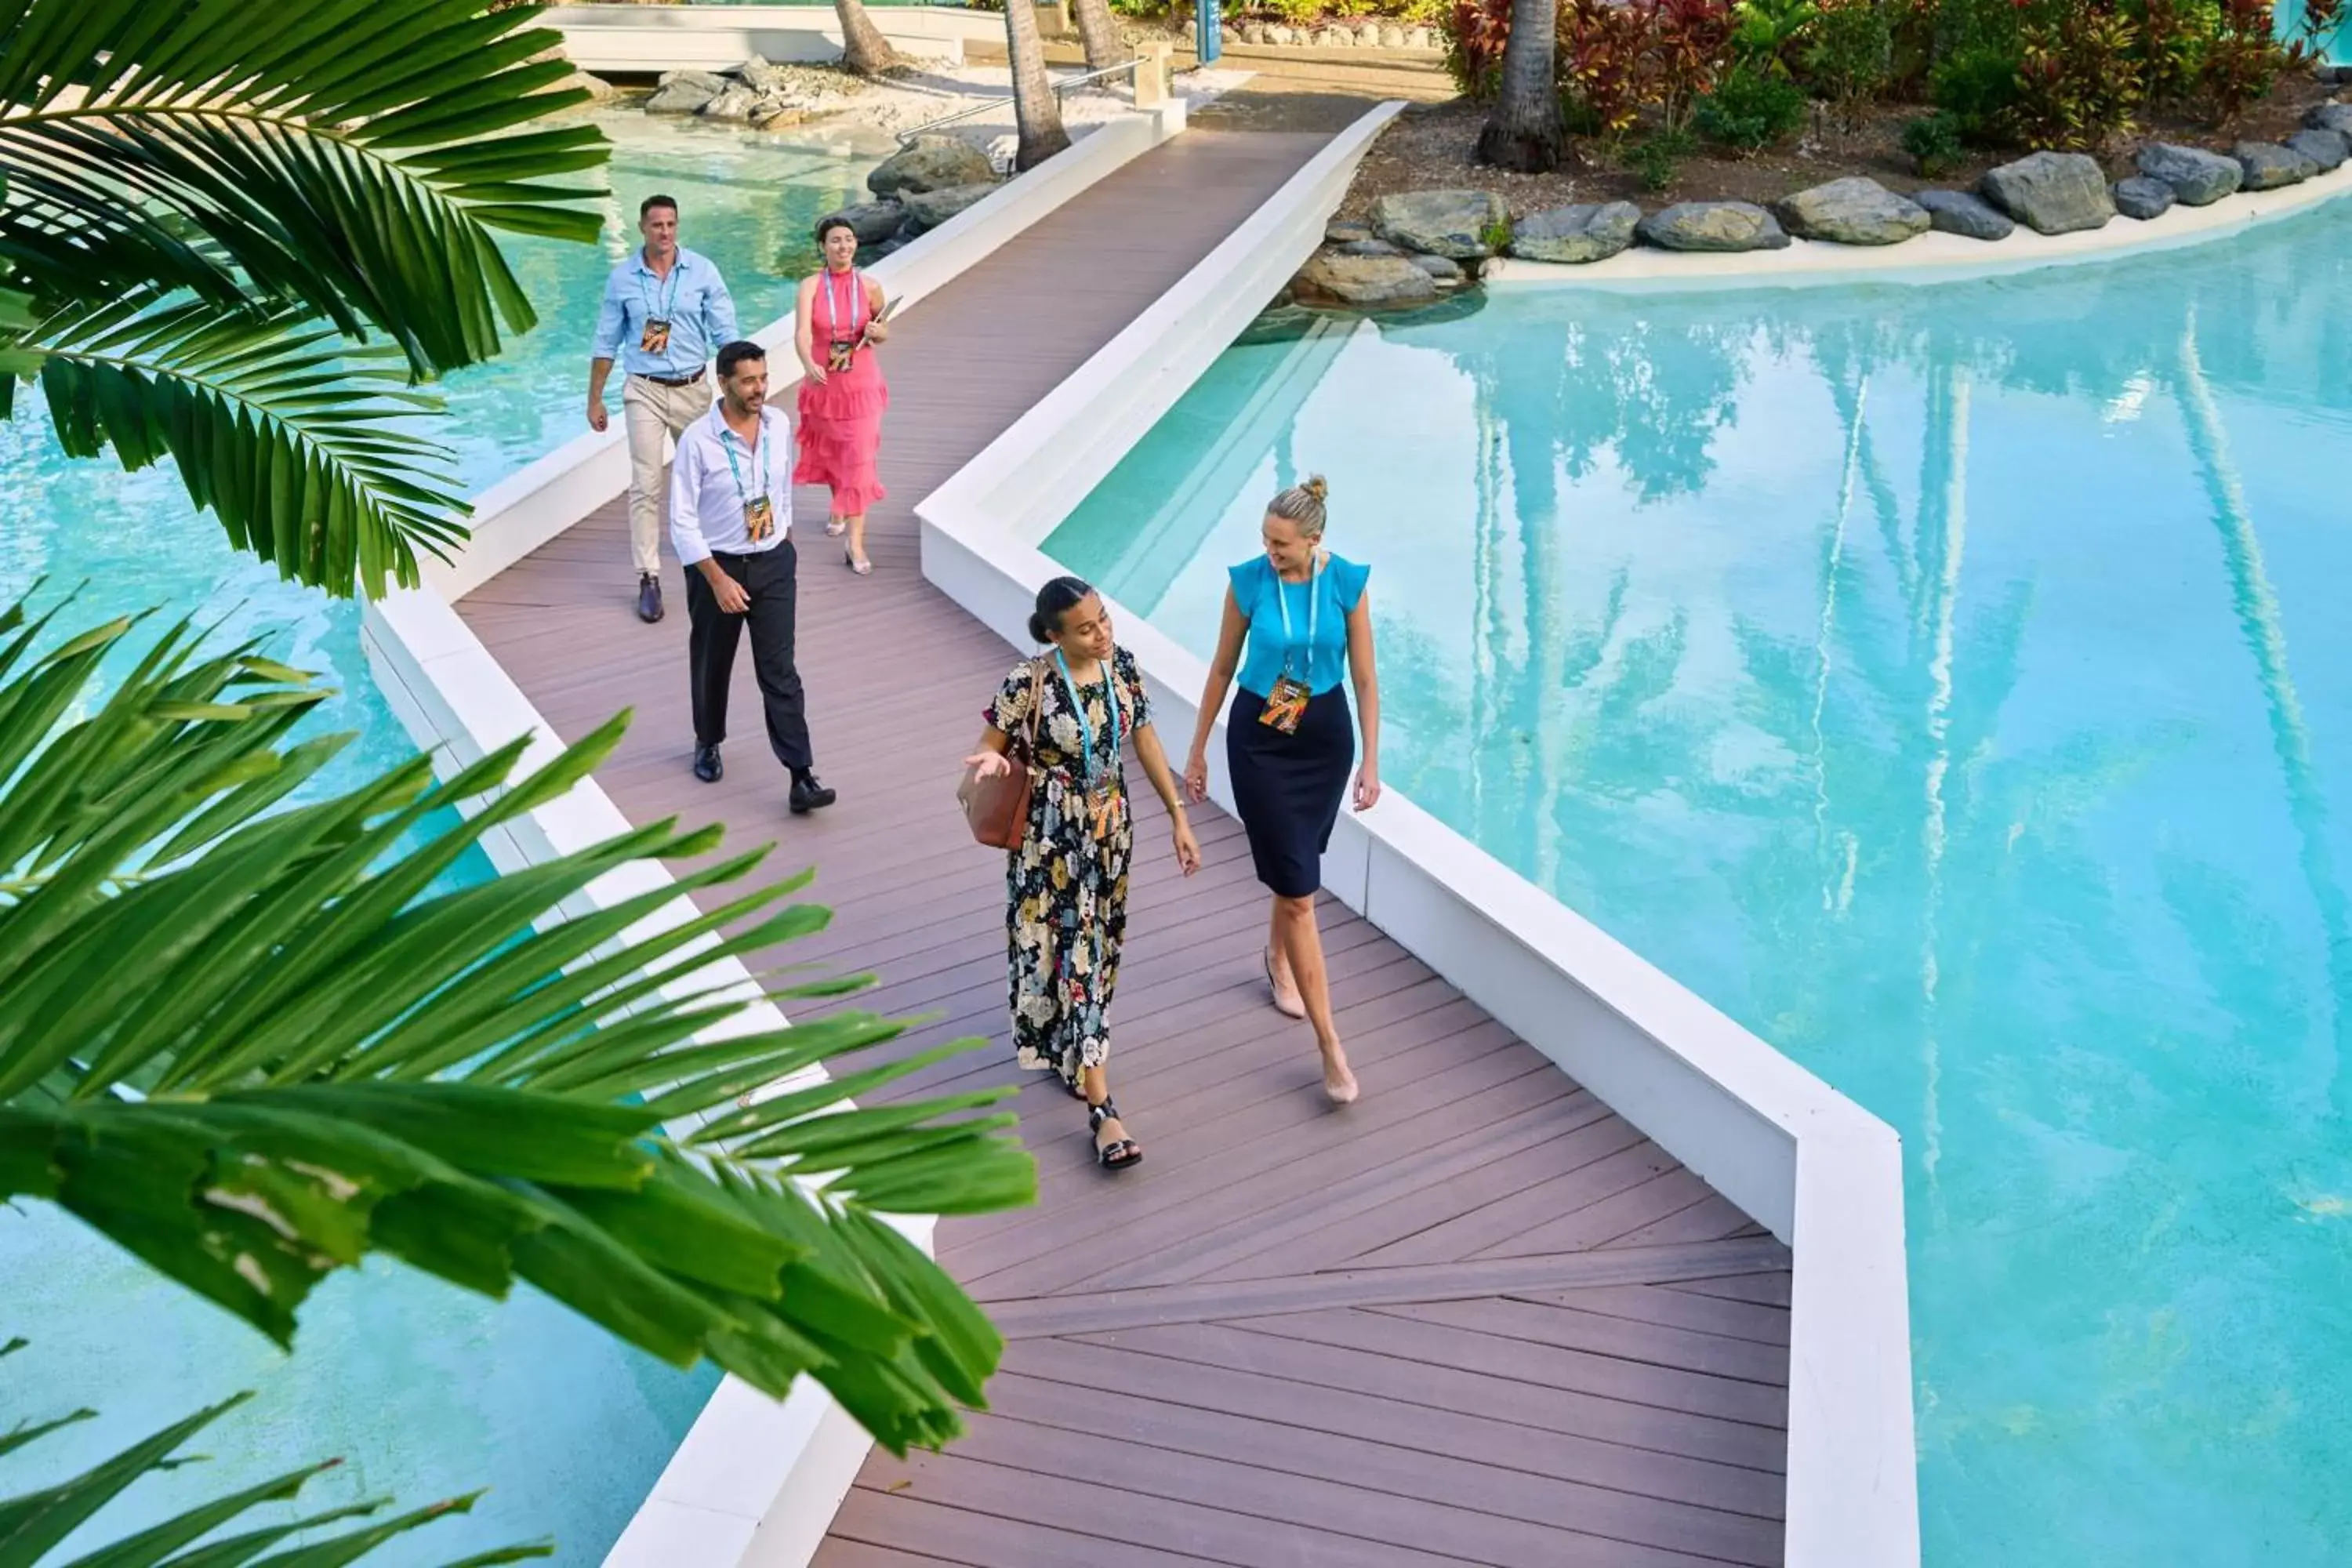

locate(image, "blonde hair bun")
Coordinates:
1304 474 1330 502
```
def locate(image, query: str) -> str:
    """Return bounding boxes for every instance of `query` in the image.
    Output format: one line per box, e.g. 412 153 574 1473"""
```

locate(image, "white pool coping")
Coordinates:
358 103 1185 1568
544 3 1005 71
1483 154 2352 290
916 99 1924 1566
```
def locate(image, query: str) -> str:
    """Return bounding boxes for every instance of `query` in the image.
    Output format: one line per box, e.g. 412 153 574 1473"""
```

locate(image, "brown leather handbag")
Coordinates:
958 659 1044 849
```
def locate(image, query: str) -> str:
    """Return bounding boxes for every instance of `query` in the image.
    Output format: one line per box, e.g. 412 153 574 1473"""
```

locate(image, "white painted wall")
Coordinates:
545 3 1006 70
916 100 1925 1566
359 104 1185 1568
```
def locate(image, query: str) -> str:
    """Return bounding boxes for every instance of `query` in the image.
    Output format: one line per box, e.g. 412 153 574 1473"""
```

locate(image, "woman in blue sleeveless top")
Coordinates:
1182 476 1382 1105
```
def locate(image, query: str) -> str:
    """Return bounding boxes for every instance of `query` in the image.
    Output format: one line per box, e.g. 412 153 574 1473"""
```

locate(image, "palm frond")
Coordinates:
2 292 468 596
0 0 608 375
0 1352 547 1566
0 601 1035 1453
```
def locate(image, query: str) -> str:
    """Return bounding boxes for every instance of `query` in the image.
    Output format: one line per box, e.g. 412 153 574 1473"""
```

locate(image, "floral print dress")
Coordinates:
983 647 1150 1087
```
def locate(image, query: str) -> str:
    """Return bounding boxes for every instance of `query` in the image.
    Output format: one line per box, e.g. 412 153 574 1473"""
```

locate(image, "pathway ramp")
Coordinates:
454 123 1794 1568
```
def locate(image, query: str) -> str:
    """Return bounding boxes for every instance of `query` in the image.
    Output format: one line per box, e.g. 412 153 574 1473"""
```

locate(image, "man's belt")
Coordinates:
636 368 706 388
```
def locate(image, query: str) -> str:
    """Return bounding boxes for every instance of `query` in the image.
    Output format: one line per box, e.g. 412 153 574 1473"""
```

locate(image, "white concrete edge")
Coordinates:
360 108 1183 1568
546 5 1005 70
432 108 1178 604
1483 157 2352 291
913 100 1922 1566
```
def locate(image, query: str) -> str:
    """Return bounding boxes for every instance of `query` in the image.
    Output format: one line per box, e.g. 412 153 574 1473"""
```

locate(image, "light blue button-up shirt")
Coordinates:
670 403 793 565
591 245 739 378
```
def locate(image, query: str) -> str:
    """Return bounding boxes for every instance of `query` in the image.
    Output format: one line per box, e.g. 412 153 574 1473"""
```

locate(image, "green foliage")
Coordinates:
1 1344 546 1567
1628 126 1700 187
1901 109 1968 172
0 593 1036 1457
1649 0 1740 132
0 0 613 600
1443 0 1514 97
1561 0 1661 132
2200 0 2289 122
1731 0 1820 77
1929 42 2024 142
1696 64 1809 146
2014 4 2143 149
1801 0 1895 129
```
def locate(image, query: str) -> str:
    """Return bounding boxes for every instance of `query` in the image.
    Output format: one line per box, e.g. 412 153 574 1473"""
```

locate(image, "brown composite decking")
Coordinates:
456 128 1793 1567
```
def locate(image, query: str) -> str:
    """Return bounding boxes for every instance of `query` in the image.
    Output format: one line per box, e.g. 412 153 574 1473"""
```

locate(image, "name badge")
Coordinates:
641 318 672 354
744 495 775 542
826 339 855 374
1260 676 1311 735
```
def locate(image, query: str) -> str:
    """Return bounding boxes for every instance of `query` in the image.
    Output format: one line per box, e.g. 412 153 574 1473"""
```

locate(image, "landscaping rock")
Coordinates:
2305 101 2352 136
868 137 997 198
1410 253 1466 284
1404 24 1436 46
1293 251 1440 308
1915 188 2014 241
739 56 797 94
825 201 909 245
2234 140 2319 190
1980 151 2114 234
1336 238 1402 256
699 82 764 122
1636 201 1789 252
645 68 727 114
1770 177 1929 245
1508 201 1641 263
1266 24 1298 43
1325 219 1374 245
2134 143 2242 205
751 97 818 129
900 181 996 234
2112 175 2175 220
1378 24 1406 46
1370 188 1509 260
2286 126 2350 172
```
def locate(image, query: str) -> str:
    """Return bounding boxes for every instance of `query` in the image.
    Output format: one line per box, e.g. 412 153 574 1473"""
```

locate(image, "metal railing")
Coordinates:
893 56 1143 148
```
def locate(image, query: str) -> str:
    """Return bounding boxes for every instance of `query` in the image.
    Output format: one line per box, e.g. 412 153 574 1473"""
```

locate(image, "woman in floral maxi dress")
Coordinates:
964 577 1200 1169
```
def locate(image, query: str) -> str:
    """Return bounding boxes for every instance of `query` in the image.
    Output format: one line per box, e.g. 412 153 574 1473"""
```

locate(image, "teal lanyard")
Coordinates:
639 253 684 325
720 415 768 517
1273 555 1322 680
825 267 859 343
1053 650 1122 786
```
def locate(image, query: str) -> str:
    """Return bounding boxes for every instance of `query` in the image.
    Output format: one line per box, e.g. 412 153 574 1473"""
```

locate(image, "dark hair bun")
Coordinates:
1026 610 1051 642
1029 575 1094 644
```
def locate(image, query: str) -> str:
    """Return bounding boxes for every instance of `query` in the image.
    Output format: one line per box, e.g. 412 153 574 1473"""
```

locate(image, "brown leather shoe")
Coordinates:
637 573 663 623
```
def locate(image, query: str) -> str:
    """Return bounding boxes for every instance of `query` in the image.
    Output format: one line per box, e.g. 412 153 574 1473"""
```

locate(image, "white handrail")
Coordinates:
893 56 1142 147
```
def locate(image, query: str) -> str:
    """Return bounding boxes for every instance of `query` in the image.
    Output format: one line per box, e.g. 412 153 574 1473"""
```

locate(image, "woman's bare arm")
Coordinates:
1184 588 1249 799
1346 590 1381 810
793 275 822 381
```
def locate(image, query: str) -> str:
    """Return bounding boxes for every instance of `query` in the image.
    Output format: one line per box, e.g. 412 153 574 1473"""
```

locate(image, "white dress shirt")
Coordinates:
670 402 793 565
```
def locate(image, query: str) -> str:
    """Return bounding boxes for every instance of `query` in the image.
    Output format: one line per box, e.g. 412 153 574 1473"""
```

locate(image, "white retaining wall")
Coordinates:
358 102 1185 1568
546 3 1006 70
916 100 1925 1566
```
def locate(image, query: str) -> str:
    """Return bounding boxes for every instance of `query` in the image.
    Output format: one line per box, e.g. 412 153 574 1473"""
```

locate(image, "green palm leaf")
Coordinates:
0 1343 546 1567
0 599 1036 1454
0 0 612 596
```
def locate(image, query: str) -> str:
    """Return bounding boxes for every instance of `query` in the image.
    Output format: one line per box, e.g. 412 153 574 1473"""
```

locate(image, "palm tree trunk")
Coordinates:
833 0 902 77
1476 0 1563 172
1005 0 1073 169
1069 0 1127 73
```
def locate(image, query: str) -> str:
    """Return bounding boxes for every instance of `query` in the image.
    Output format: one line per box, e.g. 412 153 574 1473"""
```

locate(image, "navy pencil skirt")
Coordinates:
1226 685 1353 900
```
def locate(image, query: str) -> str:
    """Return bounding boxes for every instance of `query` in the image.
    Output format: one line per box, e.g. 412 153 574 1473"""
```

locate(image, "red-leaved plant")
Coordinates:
1647 0 1738 132
1444 0 1515 100
1563 0 1658 132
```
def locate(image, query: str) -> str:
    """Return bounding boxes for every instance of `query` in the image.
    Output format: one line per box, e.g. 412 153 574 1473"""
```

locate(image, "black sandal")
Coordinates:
1089 1098 1142 1171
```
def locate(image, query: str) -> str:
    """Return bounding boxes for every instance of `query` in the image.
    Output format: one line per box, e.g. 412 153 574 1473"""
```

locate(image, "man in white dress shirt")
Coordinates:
589 194 739 625
669 340 836 815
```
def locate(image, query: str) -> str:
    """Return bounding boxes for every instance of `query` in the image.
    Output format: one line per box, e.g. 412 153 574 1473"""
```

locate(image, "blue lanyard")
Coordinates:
720 414 768 513
1273 554 1322 677
639 252 684 323
1053 649 1122 785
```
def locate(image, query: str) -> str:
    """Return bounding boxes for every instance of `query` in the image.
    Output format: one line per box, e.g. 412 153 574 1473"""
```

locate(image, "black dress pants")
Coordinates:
684 541 813 771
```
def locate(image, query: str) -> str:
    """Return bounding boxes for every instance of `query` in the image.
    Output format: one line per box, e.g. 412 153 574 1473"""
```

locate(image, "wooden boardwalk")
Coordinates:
456 128 1792 1567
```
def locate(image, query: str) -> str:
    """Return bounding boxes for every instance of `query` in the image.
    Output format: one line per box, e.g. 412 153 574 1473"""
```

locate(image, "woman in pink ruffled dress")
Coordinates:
793 217 890 575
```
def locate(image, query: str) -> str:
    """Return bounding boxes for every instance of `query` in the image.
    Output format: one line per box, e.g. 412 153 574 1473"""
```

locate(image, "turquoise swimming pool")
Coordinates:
1 111 875 1564
1047 196 2352 1563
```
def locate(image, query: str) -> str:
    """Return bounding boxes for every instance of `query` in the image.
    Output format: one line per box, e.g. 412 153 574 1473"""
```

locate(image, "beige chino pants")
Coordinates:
622 372 715 576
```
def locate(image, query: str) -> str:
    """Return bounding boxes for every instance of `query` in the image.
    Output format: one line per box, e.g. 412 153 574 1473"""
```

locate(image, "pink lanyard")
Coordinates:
824 268 862 343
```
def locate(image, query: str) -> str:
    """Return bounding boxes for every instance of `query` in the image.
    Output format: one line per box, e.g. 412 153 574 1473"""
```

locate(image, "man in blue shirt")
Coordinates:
589 193 739 623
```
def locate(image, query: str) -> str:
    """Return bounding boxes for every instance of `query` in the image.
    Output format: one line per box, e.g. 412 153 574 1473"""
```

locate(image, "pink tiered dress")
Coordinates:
793 267 888 517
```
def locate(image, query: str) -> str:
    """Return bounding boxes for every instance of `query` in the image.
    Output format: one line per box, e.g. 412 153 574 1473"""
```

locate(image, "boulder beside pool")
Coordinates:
1508 201 1642 263
1370 189 1510 260
2111 176 2176 221
1769 178 1930 245
1636 201 1791 252
2134 143 2243 206
1980 151 2114 234
1914 189 2015 241
2234 140 2319 191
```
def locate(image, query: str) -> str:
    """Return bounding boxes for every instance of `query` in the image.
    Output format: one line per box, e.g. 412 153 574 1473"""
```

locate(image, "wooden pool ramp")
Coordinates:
453 124 1795 1568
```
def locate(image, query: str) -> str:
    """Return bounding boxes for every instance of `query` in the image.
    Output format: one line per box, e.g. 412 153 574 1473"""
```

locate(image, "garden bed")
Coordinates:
1337 71 2343 220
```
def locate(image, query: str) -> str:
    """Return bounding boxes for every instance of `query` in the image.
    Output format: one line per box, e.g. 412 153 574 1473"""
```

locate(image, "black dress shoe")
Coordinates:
789 771 837 814
692 743 722 783
637 573 664 623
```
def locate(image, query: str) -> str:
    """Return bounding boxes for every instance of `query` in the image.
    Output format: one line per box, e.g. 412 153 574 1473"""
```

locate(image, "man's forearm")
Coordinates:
589 357 614 403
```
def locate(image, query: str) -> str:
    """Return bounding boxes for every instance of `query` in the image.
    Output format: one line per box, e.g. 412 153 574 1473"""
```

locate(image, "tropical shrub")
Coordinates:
2201 0 2289 122
1803 0 1896 129
1902 107 1969 172
2013 3 2143 149
1444 0 1515 96
1650 0 1742 132
1697 64 1811 145
1562 0 1660 132
2132 0 2216 104
1628 125 1700 187
1930 42 2024 141
1731 0 1820 77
